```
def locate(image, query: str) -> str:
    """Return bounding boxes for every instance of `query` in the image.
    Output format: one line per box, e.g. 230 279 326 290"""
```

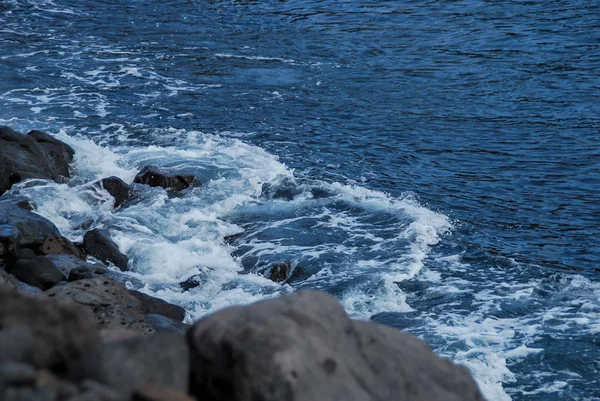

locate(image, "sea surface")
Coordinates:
1 1 599 399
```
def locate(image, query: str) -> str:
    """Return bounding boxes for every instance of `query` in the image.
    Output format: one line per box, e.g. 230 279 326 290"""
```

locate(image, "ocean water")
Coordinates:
1 1 599 399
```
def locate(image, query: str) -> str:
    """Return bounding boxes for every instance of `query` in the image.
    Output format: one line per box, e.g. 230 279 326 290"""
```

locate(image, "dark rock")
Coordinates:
0 126 74 195
129 290 185 322
133 165 199 192
223 232 243 245
94 176 131 208
0 197 61 258
187 290 484 401
0 328 34 363
45 278 153 335
68 264 109 282
0 268 20 290
179 275 201 291
0 361 37 386
82 330 189 397
144 314 190 334
261 178 302 201
37 235 85 259
36 370 79 400
17 248 36 260
12 256 67 290
0 286 99 373
45 254 103 277
268 262 290 283
132 384 195 401
83 229 128 271
77 379 123 401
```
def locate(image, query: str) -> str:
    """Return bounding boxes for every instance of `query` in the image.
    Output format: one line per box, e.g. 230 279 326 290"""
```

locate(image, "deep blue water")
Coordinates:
1 1 599 400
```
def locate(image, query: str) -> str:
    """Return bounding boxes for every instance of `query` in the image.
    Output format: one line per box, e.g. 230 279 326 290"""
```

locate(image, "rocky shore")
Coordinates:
0 126 485 401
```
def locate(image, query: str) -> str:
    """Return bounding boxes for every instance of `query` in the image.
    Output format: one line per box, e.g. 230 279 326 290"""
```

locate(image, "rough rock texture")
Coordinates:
0 198 61 258
83 229 128 271
11 256 67 290
268 262 290 283
67 263 109 281
133 165 199 192
45 278 154 335
187 290 484 401
82 330 189 397
38 235 85 259
45 254 103 277
95 176 131 208
0 287 99 373
132 384 195 401
129 290 186 322
0 126 74 195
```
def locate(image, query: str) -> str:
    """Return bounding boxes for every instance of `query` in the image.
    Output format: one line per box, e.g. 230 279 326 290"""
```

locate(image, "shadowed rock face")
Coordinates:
0 126 74 195
83 229 129 271
95 176 132 208
187 290 484 401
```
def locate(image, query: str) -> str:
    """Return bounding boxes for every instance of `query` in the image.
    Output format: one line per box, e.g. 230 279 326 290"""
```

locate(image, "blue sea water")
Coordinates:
1 0 599 399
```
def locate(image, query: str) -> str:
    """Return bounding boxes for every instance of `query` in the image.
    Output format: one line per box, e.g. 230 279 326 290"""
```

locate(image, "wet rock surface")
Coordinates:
83 229 129 271
11 256 67 290
134 165 199 192
0 126 74 195
95 176 131 208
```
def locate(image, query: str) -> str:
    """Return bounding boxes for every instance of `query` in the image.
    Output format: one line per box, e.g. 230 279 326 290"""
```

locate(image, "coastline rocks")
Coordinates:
0 126 74 195
95 176 131 208
144 314 190 334
45 278 154 335
133 165 199 192
83 229 128 271
180 275 201 291
0 287 99 373
129 290 186 322
82 330 189 397
187 290 484 401
11 256 67 290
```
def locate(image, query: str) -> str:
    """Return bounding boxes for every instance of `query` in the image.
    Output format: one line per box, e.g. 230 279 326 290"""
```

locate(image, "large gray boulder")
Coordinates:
81 330 189 397
187 290 484 401
0 126 74 195
45 278 154 335
0 287 99 374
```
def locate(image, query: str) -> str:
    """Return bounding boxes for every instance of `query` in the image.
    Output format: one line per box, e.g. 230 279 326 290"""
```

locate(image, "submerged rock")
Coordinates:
82 330 189 397
94 176 132 208
187 290 484 401
0 126 74 195
83 229 128 271
133 165 199 192
268 262 290 283
179 275 201 292
45 278 154 335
